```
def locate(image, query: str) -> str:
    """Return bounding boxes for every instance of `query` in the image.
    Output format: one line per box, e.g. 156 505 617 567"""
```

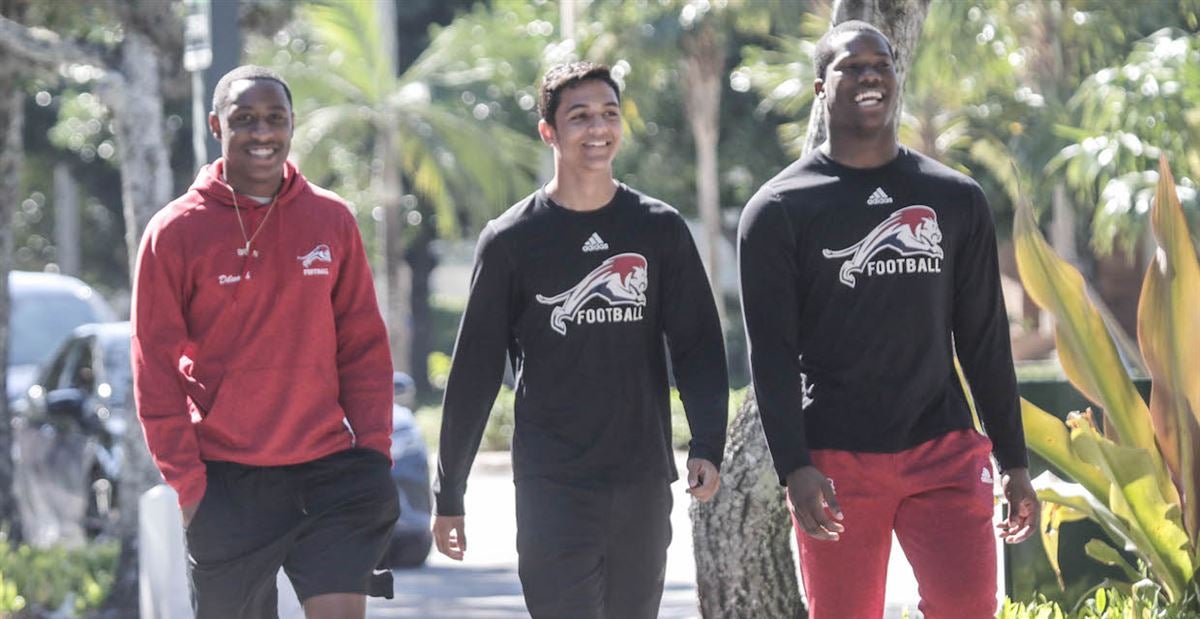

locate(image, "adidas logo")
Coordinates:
581 232 609 252
866 187 893 206
980 467 993 484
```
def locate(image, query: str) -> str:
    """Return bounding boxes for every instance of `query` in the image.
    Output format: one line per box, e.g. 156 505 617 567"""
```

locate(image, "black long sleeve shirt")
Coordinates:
738 147 1028 484
435 185 729 515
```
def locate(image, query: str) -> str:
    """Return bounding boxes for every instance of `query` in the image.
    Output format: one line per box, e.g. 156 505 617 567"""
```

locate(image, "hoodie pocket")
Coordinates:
198 365 342 453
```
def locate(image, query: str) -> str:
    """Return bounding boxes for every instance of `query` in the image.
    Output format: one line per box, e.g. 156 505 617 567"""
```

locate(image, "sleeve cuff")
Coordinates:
435 491 465 516
174 471 208 508
687 444 724 471
774 450 813 486
994 445 1030 472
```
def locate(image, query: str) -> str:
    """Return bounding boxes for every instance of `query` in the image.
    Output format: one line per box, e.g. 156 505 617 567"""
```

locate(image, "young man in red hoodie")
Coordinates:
131 65 397 619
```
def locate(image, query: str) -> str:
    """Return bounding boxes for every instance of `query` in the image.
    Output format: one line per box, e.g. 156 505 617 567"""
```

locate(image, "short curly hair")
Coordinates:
813 20 894 81
211 65 293 114
537 62 621 127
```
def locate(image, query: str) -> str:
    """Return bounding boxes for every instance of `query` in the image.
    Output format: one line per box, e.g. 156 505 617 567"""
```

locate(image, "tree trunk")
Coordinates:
691 2 929 616
96 31 175 616
375 123 413 378
53 162 81 275
692 392 803 618
0 57 25 538
682 20 728 329
406 220 438 401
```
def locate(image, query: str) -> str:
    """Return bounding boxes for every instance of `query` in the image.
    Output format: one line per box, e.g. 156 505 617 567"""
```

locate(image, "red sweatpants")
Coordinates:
793 429 997 619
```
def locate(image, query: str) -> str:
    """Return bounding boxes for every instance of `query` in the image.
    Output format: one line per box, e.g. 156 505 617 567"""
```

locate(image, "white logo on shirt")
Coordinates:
535 253 648 335
298 244 332 276
980 466 994 484
822 206 944 288
581 233 609 253
866 187 894 205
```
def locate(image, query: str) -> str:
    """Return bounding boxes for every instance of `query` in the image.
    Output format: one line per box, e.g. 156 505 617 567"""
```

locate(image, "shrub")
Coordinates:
0 537 119 617
1015 156 1200 604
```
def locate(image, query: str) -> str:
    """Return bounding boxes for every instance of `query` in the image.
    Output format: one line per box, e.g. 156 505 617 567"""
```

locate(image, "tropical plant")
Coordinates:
259 0 542 394
1052 28 1200 255
1015 155 1200 605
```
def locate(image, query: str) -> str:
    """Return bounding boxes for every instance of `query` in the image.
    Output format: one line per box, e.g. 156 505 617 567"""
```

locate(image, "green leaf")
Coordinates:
1021 400 1109 500
1033 471 1140 566
1042 501 1089 589
1014 195 1179 505
1137 155 1200 540
1069 421 1193 600
1083 538 1142 583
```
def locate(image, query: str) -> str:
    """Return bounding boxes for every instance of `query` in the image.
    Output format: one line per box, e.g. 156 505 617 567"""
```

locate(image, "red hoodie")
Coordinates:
131 159 393 507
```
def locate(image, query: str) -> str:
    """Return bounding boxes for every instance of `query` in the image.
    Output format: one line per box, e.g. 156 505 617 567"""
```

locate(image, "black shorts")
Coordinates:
185 448 400 619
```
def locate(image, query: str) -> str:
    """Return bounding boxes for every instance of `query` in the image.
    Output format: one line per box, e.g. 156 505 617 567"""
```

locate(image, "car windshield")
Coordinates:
9 292 105 366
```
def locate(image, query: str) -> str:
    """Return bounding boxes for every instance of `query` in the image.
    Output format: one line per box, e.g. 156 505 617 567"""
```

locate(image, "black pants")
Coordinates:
185 448 399 619
515 476 672 619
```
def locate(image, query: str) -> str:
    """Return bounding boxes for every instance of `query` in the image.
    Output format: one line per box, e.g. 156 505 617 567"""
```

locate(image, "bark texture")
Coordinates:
691 391 803 619
0 56 25 539
691 2 929 616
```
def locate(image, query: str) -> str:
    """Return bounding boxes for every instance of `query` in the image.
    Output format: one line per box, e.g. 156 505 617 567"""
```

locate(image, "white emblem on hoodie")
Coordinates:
298 244 332 276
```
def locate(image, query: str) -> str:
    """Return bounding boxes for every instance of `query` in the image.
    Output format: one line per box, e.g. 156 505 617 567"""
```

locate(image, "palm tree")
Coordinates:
268 0 542 397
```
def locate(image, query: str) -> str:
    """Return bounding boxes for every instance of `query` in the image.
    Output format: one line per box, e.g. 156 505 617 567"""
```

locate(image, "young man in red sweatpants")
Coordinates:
738 21 1040 618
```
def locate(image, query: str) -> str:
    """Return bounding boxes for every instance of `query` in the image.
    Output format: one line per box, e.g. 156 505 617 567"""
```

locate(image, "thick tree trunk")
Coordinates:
691 2 929 616
682 21 728 329
692 392 803 618
0 59 24 538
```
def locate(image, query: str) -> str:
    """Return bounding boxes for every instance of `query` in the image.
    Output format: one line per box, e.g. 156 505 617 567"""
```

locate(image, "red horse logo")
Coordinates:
536 253 649 335
822 205 943 288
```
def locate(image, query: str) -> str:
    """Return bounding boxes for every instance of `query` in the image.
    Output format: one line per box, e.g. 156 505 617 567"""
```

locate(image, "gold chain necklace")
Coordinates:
226 175 279 258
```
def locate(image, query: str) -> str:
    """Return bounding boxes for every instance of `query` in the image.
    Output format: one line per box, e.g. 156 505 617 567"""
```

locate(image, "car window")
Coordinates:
47 338 89 392
9 292 106 367
70 340 96 392
100 335 132 405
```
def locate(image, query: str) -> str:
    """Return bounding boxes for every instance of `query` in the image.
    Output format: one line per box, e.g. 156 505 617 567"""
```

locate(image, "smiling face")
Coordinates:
538 79 622 173
816 29 898 139
207 78 293 197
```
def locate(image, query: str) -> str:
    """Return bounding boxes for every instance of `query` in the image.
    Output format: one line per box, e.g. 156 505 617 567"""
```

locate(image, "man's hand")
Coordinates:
686 458 720 502
996 467 1039 544
433 515 467 561
181 501 200 527
786 466 844 541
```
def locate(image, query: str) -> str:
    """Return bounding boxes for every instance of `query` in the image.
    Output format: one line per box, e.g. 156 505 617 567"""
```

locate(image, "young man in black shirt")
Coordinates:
433 62 728 618
738 21 1039 618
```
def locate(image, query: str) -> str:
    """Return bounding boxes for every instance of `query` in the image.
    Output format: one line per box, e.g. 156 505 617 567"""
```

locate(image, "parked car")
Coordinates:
6 270 117 403
11 324 435 566
11 322 130 545
384 372 434 568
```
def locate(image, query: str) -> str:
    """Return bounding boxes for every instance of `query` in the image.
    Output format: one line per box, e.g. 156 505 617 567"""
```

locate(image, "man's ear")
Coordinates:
208 111 222 140
537 119 556 147
814 78 826 100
